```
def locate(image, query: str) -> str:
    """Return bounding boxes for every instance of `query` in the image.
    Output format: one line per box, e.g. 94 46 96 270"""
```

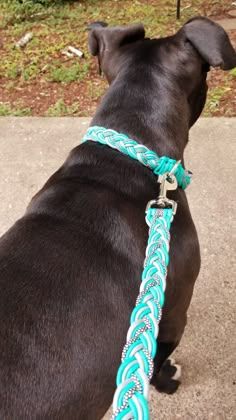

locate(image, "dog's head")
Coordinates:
88 17 236 127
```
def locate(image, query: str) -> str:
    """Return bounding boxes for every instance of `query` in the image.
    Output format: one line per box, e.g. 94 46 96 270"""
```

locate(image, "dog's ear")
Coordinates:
88 23 145 57
88 24 145 79
182 17 236 70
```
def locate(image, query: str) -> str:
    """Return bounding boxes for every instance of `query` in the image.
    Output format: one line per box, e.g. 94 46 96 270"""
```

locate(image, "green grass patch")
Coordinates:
46 61 89 83
86 79 107 101
229 68 236 77
5 63 20 80
204 86 232 115
45 99 81 116
0 102 32 116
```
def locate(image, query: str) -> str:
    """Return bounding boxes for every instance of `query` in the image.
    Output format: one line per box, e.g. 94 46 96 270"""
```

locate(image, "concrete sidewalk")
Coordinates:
0 118 235 419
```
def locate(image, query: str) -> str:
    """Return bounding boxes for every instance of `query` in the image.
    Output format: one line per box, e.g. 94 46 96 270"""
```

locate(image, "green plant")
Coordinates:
46 61 89 83
5 63 21 79
0 102 31 116
45 99 81 116
0 103 12 116
206 86 231 112
229 68 236 77
11 106 32 116
23 60 40 80
1 0 81 27
2 0 45 26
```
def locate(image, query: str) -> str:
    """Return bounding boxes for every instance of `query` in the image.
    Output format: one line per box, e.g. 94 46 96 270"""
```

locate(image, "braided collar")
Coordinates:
83 126 192 189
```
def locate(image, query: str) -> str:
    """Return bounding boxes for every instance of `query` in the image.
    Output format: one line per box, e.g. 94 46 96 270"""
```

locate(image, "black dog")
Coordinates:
0 17 235 420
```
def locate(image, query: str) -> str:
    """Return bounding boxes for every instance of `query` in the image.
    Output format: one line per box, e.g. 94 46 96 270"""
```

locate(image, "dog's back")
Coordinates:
0 144 149 418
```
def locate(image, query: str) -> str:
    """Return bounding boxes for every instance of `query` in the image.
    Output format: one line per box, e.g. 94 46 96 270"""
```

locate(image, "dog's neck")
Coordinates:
91 68 190 160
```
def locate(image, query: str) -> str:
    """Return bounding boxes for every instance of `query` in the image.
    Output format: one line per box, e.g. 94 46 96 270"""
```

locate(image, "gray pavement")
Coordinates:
0 118 235 419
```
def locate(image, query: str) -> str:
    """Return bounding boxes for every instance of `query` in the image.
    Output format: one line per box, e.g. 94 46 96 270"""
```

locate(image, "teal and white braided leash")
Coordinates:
112 207 173 420
83 127 192 420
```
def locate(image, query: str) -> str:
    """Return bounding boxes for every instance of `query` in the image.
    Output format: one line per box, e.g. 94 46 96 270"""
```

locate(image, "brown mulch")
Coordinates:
0 0 235 116
0 62 103 116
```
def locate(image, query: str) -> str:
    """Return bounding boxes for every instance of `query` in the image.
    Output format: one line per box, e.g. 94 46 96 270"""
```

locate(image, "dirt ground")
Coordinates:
0 0 235 116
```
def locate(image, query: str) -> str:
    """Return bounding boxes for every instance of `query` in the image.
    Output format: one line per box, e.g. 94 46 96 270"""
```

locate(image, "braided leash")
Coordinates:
82 126 191 420
111 208 173 420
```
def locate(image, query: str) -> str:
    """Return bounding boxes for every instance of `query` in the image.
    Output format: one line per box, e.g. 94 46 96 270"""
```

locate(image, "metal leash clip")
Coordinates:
146 172 178 214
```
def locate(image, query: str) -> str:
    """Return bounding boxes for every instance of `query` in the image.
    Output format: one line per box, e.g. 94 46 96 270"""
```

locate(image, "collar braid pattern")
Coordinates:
83 126 192 190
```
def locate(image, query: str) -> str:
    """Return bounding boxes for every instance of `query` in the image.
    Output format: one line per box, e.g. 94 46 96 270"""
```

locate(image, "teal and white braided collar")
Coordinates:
83 126 192 189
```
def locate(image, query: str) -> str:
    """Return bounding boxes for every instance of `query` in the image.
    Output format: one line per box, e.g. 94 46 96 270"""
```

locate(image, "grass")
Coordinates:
0 102 31 116
204 70 236 116
204 86 231 115
229 68 236 77
86 79 107 101
0 1 91 85
46 62 89 83
0 0 235 116
45 99 82 116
